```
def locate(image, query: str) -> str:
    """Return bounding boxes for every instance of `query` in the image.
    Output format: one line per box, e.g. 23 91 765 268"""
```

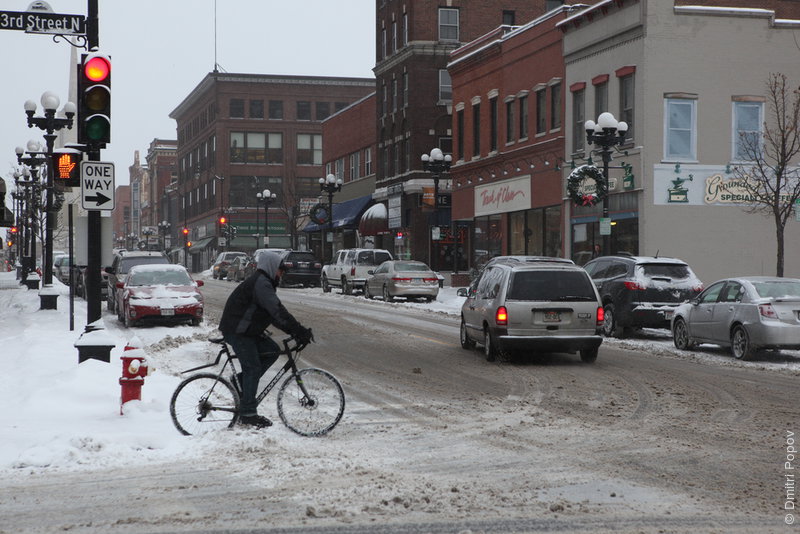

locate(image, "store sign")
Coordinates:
474 175 531 217
388 194 402 229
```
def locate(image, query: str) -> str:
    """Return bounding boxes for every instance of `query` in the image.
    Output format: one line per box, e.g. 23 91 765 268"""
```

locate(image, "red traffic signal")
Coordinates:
78 52 111 145
219 216 227 225
182 227 189 236
52 150 81 187
10 226 18 234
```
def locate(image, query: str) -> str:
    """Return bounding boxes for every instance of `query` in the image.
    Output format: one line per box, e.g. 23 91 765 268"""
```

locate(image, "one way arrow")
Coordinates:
84 192 111 206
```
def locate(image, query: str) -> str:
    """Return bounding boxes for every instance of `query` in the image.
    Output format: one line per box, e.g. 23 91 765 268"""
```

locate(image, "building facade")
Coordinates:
169 72 374 271
559 0 800 281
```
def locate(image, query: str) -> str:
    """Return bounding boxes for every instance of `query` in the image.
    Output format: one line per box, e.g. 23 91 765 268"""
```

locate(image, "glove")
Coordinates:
294 326 314 345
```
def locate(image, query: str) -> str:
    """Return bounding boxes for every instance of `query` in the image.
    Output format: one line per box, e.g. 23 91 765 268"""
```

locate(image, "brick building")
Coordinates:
374 0 557 271
145 139 178 254
169 72 373 271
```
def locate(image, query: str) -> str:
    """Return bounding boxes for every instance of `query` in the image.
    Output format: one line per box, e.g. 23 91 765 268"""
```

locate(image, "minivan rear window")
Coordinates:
507 271 597 301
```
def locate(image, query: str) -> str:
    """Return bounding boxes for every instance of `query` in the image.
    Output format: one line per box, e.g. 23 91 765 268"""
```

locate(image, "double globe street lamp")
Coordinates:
319 174 342 262
256 188 277 247
158 220 171 251
584 112 628 257
421 147 452 270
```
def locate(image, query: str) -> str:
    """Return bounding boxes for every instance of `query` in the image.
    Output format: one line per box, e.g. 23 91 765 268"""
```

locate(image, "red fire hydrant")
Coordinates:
119 337 152 415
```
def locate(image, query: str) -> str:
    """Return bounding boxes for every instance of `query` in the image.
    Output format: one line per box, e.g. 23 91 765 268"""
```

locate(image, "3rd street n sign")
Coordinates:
81 162 115 211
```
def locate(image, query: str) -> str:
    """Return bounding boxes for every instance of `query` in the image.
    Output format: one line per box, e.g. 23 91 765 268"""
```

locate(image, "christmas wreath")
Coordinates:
566 165 608 207
309 203 329 225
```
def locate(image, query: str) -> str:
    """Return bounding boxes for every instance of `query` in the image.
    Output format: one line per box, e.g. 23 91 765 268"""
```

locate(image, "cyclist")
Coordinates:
218 250 313 428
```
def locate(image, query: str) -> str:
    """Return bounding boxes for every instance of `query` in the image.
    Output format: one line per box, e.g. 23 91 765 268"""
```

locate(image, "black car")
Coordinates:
583 254 703 337
278 250 322 288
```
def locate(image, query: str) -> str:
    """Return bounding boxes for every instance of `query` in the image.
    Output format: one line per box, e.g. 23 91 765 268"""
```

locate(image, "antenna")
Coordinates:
213 0 219 72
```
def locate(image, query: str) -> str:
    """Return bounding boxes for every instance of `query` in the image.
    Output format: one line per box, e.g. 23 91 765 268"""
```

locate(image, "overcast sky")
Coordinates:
0 0 376 186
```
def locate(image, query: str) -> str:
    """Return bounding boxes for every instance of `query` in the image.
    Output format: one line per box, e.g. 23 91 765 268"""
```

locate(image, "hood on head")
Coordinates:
257 251 283 279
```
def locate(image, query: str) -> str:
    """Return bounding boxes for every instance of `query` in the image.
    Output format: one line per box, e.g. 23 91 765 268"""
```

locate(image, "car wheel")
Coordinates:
107 292 114 312
460 318 475 350
123 307 135 328
580 347 599 363
191 317 202 326
343 278 352 295
322 275 331 293
672 318 695 350
364 283 373 300
483 326 497 362
731 325 753 360
382 285 394 302
602 303 624 338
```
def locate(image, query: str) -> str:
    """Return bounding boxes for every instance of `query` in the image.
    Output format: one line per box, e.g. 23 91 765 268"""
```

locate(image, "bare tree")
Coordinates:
734 73 800 277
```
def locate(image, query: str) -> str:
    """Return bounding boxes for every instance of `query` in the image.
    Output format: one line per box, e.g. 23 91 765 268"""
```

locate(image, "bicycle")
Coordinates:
169 333 345 437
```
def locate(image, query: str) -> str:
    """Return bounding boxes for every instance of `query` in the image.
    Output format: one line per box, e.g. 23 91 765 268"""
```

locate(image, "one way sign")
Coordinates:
81 161 115 211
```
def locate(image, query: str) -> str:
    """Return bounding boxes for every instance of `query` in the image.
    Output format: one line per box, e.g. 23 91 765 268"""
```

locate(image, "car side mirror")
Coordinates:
196 280 204 287
115 281 124 289
457 288 468 297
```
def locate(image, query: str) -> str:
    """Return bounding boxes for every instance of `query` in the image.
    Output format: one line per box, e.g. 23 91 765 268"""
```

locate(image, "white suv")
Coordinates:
459 259 603 362
321 248 393 295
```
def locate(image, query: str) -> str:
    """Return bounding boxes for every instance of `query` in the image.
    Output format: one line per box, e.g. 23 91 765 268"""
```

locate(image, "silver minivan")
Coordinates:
459 259 604 362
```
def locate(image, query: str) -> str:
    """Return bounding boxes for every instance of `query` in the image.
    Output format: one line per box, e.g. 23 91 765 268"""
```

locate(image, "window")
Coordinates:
229 132 283 164
402 13 408 46
403 71 409 108
594 81 608 117
519 95 528 139
229 175 283 208
297 134 322 165
550 83 561 130
665 98 696 160
502 10 515 26
249 100 264 119
392 78 398 112
269 100 283 119
229 98 244 118
350 152 360 180
335 102 348 112
472 103 481 157
315 102 330 121
619 73 635 141
439 8 459 42
335 158 345 181
535 89 546 134
490 98 498 152
457 108 464 160
505 100 515 144
382 27 387 58
297 101 312 121
439 70 452 101
733 100 763 161
365 147 372 175
573 89 585 152
381 81 387 116
392 20 397 53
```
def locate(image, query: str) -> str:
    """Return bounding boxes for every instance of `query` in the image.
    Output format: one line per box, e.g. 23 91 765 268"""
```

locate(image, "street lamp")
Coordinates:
256 188 277 247
421 147 452 270
319 173 342 262
584 112 628 257
15 142 47 289
23 91 76 309
158 220 171 252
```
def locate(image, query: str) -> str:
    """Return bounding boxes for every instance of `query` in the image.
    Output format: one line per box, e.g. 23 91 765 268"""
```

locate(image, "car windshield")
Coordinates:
395 262 430 272
129 269 191 286
640 263 691 279
507 270 597 301
751 280 800 299
119 257 168 273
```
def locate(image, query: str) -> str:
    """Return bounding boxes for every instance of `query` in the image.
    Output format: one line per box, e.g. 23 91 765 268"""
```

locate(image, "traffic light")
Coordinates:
182 227 190 247
77 52 111 145
51 150 81 187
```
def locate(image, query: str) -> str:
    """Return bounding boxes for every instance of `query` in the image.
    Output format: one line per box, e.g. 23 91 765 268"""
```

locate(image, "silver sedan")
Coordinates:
671 276 800 360
364 260 440 302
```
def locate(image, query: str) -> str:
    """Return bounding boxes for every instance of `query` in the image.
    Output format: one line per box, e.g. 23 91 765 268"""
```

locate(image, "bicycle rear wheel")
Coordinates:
277 368 345 437
170 373 240 436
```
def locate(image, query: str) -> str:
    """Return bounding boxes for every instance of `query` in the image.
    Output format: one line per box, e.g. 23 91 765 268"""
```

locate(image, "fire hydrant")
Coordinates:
119 337 153 415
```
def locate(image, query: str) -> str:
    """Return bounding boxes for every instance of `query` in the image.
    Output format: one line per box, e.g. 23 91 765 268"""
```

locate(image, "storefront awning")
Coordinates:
358 203 389 236
187 236 215 254
303 195 372 233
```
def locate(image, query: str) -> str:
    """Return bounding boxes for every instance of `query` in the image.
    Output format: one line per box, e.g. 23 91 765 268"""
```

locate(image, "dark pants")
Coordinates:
223 333 280 417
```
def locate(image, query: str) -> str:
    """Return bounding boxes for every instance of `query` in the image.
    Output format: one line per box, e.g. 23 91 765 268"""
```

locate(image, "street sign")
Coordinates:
0 10 86 35
600 217 612 236
81 161 115 211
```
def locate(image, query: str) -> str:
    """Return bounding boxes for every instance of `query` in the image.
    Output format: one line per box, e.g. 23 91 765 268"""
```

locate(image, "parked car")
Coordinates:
225 255 251 282
583 254 703 338
75 266 109 300
117 264 204 327
671 276 800 360
53 255 75 285
105 250 171 314
212 251 247 280
364 260 439 302
321 248 393 294
278 250 322 287
458 258 603 362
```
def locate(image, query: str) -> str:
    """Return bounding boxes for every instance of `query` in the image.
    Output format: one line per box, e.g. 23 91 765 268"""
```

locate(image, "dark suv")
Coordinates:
583 254 703 337
278 250 322 287
105 251 170 314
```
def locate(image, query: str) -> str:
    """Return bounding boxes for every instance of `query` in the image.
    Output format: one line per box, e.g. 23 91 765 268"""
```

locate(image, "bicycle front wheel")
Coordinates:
170 373 240 436
277 368 345 437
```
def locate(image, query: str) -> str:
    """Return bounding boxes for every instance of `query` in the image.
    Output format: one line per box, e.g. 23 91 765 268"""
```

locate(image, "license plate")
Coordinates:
413 278 422 284
543 310 561 322
664 310 674 320
161 308 175 316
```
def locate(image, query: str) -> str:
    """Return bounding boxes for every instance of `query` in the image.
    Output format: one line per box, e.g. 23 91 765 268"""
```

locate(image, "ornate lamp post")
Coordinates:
23 91 75 309
421 147 452 270
256 188 277 247
158 220 171 252
318 174 342 262
584 112 628 257
15 142 48 288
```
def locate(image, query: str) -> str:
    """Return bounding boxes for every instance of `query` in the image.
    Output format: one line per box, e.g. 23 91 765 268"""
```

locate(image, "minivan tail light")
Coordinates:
495 306 508 325
759 303 778 319
623 281 645 290
596 306 604 325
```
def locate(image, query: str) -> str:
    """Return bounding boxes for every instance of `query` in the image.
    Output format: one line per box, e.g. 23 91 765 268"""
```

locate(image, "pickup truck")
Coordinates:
321 248 393 295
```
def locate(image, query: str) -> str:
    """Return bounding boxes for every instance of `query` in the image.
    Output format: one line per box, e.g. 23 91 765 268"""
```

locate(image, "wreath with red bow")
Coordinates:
309 203 329 225
566 165 608 207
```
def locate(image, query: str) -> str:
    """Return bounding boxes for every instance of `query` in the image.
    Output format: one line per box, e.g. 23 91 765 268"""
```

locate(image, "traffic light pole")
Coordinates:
85 0 102 324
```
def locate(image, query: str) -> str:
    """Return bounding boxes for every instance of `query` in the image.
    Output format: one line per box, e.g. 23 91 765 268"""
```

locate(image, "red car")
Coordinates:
118 264 204 327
